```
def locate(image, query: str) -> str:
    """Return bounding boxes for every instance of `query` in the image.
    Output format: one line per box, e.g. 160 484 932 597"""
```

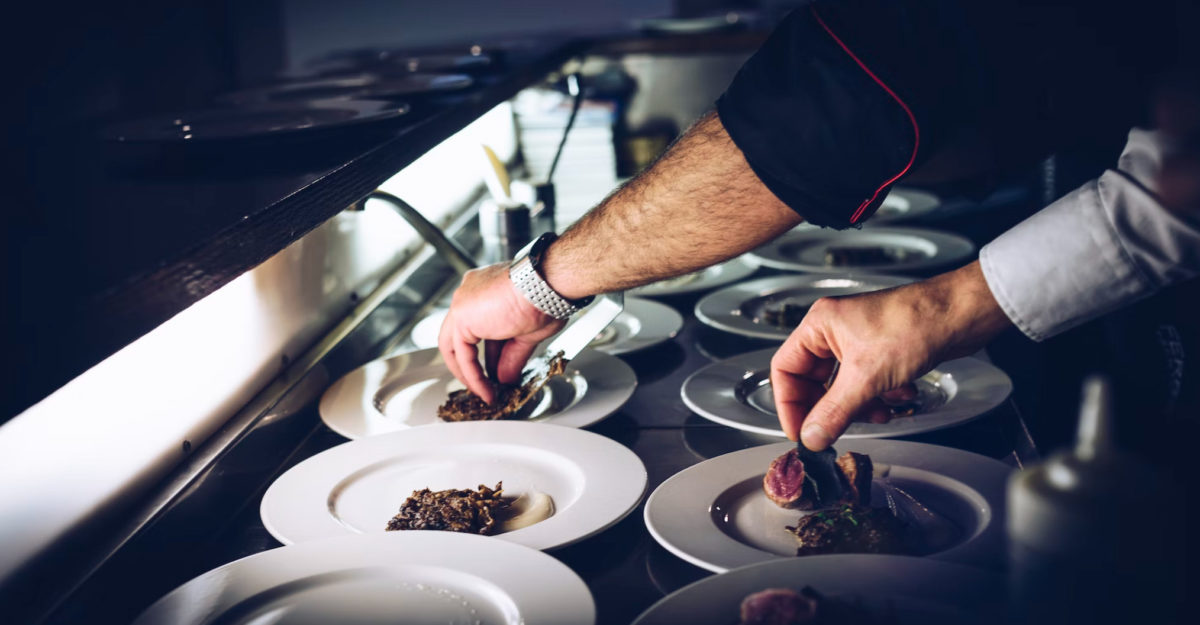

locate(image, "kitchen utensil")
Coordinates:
513 292 624 414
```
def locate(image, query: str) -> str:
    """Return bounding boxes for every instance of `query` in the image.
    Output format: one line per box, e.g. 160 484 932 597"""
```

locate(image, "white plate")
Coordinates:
747 227 975 274
681 349 1012 439
410 298 683 355
633 554 999 625
319 347 636 439
868 187 943 224
103 99 411 143
261 421 647 551
644 439 1009 574
695 275 915 340
630 256 759 297
134 531 595 625
217 73 474 105
634 14 744 34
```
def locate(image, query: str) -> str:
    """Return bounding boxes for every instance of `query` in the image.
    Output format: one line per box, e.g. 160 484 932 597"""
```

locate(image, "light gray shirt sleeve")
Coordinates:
979 129 1200 341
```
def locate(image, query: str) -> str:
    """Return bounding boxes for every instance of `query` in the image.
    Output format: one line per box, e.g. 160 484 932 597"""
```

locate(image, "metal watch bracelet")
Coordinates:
509 253 584 320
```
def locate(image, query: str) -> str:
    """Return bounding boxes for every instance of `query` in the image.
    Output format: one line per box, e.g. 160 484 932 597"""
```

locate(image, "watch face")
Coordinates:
527 231 558 265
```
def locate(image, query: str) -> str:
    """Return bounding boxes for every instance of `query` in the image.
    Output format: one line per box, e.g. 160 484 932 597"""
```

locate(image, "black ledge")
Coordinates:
4 27 770 421
4 36 585 420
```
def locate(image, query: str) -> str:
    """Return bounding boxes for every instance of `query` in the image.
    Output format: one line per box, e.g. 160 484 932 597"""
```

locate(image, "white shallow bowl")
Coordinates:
681 349 1012 439
630 256 759 297
868 187 943 224
319 347 636 439
695 274 915 341
633 554 999 625
644 439 1010 573
748 227 975 275
134 531 595 625
261 421 648 551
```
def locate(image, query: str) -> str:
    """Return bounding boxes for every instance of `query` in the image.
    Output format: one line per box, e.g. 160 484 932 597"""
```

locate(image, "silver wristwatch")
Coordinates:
509 232 592 320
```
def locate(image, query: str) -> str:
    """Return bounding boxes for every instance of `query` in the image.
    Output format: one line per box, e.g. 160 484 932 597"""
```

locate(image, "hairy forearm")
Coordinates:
541 111 802 299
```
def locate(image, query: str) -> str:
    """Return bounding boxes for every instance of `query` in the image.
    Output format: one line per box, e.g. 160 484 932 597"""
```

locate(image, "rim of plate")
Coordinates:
134 531 595 625
643 439 1010 574
319 347 636 439
868 187 943 224
591 297 683 355
103 99 411 143
680 348 1011 439
632 554 999 625
747 227 975 274
694 274 916 340
261 420 648 551
630 256 759 297
409 298 682 355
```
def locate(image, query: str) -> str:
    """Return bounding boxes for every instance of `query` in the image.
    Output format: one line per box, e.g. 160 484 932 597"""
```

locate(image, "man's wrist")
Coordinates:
942 261 1012 353
540 237 593 301
508 233 593 319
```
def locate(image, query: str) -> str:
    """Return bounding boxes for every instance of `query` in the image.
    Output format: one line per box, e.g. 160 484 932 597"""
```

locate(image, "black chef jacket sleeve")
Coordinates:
716 0 983 228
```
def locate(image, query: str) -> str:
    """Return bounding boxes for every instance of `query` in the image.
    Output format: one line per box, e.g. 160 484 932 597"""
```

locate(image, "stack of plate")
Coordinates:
513 88 620 227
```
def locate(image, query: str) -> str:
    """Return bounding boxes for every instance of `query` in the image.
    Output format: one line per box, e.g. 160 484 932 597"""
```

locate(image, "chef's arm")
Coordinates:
438 111 800 402
777 126 1200 450
541 111 801 300
980 128 1200 341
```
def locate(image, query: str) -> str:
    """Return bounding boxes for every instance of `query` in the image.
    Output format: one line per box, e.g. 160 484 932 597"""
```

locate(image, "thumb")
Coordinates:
800 370 878 451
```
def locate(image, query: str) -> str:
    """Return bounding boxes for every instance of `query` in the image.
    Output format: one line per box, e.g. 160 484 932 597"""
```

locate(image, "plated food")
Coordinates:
384 482 556 537
633 555 1000 625
319 347 635 438
630 256 759 297
764 449 907 557
695 275 915 340
261 421 647 551
134 531 596 625
739 586 885 625
437 353 567 422
747 227 975 275
680 349 1012 439
643 439 1008 573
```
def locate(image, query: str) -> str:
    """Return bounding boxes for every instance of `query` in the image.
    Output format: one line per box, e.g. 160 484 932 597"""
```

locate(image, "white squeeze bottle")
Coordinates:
1006 375 1181 624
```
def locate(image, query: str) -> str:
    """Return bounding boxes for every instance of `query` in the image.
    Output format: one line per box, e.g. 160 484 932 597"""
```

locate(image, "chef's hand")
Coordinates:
439 263 565 404
771 261 1011 450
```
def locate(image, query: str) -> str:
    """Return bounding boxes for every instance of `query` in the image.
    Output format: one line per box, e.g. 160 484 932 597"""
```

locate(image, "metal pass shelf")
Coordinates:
37 245 1038 624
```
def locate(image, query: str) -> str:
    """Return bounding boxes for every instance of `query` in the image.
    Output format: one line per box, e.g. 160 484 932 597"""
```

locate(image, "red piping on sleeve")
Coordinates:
810 5 920 224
